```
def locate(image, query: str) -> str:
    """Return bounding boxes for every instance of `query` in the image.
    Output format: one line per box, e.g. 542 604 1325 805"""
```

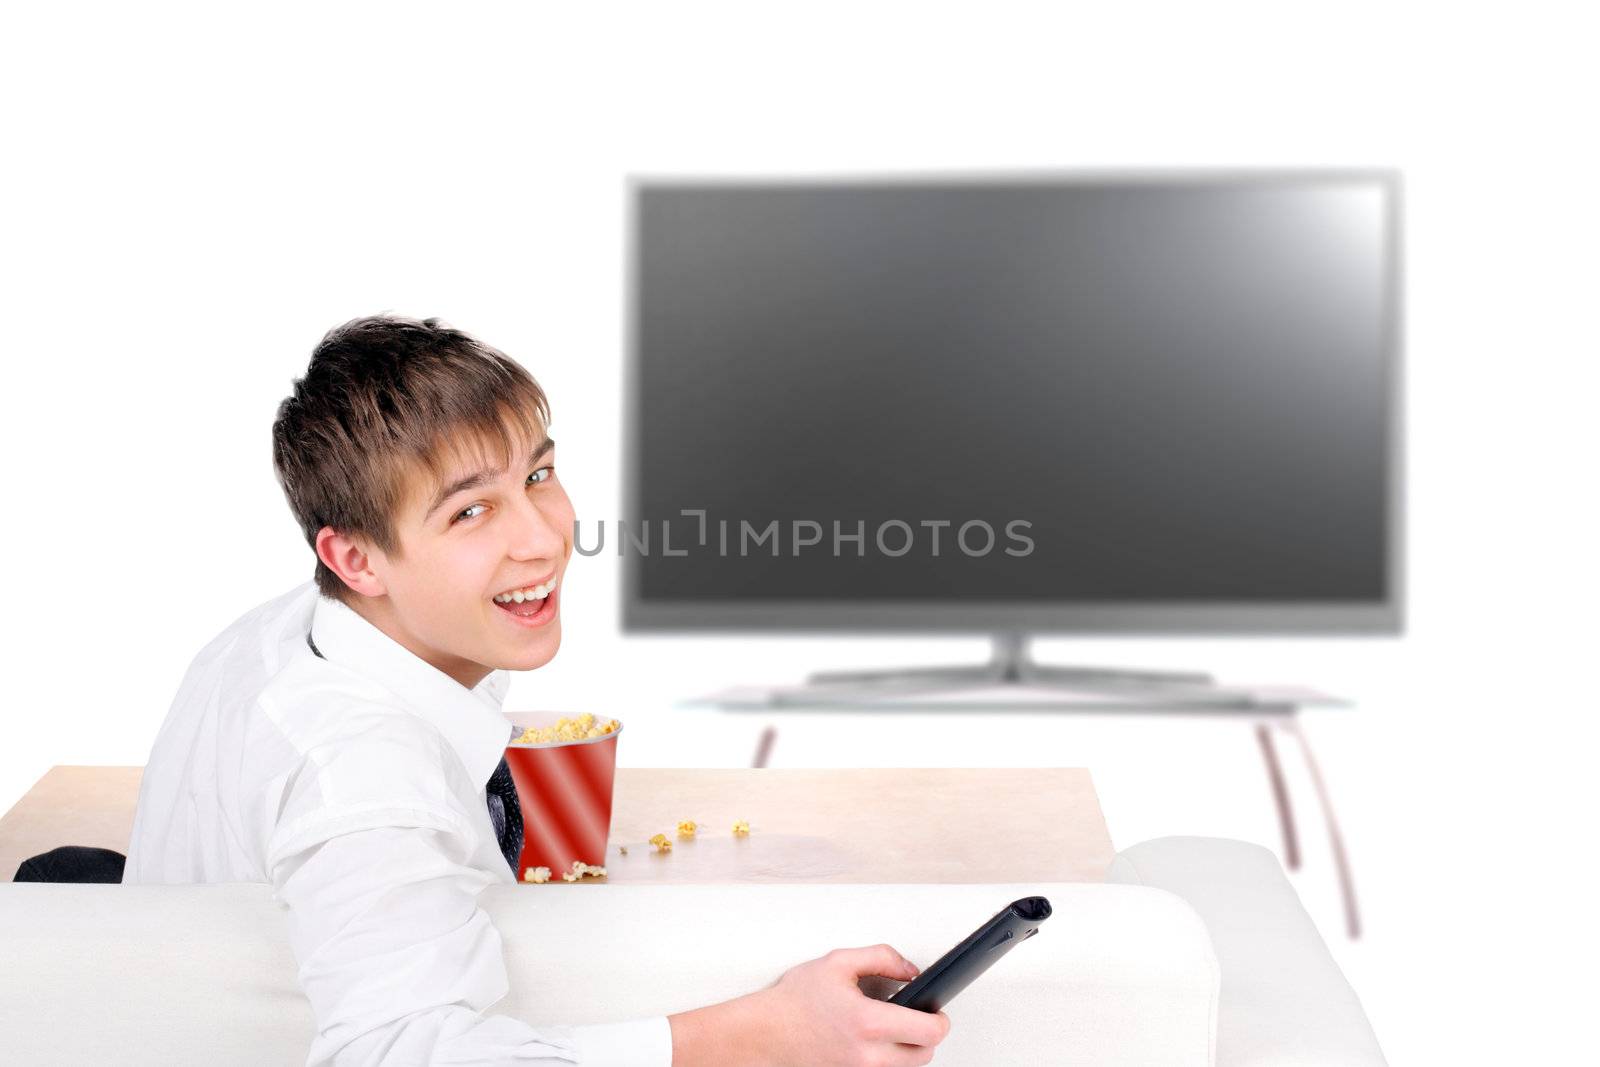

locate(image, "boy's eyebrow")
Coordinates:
424 437 555 521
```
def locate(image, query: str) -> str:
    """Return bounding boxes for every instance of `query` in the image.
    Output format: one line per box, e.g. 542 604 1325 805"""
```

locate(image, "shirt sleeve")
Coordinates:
264 709 672 1067
270 820 673 1066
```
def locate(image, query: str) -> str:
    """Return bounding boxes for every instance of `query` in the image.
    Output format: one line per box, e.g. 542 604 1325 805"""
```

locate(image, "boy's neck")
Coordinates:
346 593 492 691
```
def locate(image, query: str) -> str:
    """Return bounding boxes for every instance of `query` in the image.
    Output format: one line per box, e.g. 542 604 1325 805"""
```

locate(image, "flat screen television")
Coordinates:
621 170 1402 672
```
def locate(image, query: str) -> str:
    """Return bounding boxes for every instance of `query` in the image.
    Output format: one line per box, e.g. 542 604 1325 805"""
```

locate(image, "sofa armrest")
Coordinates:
1108 836 1387 1067
0 880 1218 1066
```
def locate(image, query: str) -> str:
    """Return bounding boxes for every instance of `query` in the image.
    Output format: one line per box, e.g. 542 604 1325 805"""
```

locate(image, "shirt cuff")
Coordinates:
570 1015 673 1066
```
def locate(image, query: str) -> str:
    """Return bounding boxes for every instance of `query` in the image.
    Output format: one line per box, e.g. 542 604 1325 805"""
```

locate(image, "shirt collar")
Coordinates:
308 593 514 789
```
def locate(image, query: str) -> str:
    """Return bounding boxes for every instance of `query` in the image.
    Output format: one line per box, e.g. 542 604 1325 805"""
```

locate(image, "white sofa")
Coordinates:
0 836 1384 1065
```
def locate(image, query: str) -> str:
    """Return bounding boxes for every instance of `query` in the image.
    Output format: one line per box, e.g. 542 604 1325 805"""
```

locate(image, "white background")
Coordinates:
3 3 1597 1062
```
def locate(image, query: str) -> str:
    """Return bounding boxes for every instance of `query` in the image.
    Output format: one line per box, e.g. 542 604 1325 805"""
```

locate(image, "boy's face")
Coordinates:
320 422 575 690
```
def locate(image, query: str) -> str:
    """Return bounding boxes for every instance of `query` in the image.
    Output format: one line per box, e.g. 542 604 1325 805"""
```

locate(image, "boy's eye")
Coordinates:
451 467 555 524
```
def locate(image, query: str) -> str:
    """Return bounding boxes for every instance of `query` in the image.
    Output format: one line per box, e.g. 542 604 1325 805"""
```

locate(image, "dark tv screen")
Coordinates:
626 173 1398 628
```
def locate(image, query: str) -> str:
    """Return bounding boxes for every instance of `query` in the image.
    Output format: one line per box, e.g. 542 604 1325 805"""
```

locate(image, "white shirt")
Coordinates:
124 580 673 1067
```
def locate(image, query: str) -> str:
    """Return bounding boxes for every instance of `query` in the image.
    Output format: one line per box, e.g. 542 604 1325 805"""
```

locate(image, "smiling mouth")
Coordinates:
493 582 559 624
492 573 558 603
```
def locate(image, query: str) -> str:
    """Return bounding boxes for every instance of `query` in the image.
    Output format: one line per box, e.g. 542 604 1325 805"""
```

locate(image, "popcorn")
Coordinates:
560 859 608 882
676 820 697 838
513 716 621 746
527 861 606 883
732 819 750 836
649 833 672 852
619 846 628 856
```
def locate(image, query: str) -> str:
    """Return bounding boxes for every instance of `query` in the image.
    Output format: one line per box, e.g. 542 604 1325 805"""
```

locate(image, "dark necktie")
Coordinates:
486 757 524 875
308 631 524 875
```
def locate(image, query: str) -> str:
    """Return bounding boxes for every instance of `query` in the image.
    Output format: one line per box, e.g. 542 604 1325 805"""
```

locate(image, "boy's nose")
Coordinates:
507 493 569 559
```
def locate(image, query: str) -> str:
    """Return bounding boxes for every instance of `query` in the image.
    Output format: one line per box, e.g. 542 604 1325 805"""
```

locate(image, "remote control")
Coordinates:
887 896 1052 1014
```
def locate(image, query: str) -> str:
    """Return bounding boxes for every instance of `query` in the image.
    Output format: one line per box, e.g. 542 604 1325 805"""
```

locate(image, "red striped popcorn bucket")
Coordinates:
502 712 622 879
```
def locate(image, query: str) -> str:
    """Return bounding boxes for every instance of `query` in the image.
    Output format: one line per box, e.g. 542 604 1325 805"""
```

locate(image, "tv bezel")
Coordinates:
620 167 1404 636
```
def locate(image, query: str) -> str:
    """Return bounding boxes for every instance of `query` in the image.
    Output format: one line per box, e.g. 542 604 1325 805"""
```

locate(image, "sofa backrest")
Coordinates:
0 879 1218 1065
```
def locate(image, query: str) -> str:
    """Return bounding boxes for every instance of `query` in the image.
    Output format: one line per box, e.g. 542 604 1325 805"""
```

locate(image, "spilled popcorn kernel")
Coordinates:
732 819 750 836
676 820 697 838
513 716 621 745
561 859 608 882
523 866 552 884
649 833 672 852
619 846 628 856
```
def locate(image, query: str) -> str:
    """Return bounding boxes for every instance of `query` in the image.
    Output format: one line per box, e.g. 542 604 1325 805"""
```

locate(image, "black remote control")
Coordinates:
887 896 1052 1014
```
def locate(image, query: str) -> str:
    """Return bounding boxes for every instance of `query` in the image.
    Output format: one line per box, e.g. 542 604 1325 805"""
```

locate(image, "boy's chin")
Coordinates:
495 622 562 670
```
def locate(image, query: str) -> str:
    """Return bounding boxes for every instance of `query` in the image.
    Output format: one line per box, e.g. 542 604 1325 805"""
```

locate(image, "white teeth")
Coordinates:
494 576 559 604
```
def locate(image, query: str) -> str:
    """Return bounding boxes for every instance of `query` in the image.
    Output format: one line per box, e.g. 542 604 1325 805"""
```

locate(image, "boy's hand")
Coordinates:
669 943 952 1066
752 943 952 1066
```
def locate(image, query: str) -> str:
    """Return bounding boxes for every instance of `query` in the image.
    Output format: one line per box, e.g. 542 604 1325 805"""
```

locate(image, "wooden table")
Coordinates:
0 766 143 880
2 766 1114 884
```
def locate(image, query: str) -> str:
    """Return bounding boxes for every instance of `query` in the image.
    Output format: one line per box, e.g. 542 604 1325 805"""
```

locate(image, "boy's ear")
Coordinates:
315 526 389 598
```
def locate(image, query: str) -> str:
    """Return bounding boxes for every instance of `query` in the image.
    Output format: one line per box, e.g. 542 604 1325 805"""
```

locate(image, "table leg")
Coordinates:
1255 722 1301 871
1283 715 1362 940
752 725 777 769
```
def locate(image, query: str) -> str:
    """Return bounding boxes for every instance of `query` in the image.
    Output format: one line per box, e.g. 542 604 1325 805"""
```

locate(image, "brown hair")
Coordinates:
271 314 551 606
